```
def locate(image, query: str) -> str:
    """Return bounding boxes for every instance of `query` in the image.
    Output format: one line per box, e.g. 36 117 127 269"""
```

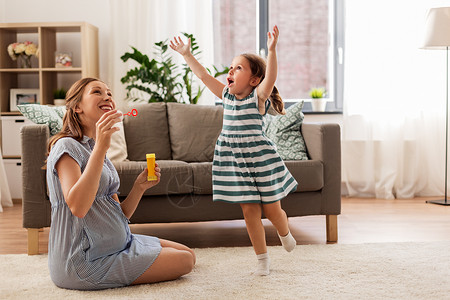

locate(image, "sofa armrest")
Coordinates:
20 124 51 229
301 123 341 214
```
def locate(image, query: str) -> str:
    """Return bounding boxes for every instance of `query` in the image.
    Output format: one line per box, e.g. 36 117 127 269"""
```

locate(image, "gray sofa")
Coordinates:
21 102 341 255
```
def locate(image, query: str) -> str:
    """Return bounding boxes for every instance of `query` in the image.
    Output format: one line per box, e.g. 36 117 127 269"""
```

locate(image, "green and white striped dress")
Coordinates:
213 87 298 204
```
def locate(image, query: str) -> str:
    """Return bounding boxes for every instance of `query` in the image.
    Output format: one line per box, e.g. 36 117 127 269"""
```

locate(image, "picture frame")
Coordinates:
9 88 39 111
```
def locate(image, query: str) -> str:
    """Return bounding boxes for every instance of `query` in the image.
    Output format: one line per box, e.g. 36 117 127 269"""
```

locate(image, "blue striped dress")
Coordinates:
46 136 161 290
213 87 298 203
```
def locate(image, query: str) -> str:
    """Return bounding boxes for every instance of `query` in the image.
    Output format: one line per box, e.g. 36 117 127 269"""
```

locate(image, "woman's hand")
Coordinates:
267 25 279 52
170 36 191 56
95 109 122 152
134 163 161 192
120 163 161 219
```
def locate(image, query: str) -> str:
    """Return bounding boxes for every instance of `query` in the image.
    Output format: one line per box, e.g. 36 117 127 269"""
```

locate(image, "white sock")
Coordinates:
253 253 270 276
278 231 296 252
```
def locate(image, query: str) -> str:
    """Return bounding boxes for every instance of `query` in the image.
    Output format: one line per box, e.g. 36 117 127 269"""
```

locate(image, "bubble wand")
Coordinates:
117 109 138 121
122 109 138 117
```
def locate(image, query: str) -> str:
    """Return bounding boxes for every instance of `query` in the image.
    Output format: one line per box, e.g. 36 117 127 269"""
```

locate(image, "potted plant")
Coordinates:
121 33 228 104
53 88 67 106
309 87 327 112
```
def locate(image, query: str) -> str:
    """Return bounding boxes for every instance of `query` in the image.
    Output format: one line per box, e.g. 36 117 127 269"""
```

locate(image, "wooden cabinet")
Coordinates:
0 22 98 201
1 115 34 200
1 116 33 157
0 22 99 115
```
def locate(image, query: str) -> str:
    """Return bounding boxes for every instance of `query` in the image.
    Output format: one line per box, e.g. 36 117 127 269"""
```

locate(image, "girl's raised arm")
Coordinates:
257 25 279 102
170 37 225 99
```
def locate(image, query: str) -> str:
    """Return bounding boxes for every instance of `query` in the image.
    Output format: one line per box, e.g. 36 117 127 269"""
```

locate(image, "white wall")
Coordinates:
1 0 111 82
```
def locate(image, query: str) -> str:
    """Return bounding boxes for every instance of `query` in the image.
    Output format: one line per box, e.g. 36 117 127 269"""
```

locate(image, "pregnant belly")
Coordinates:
82 200 131 261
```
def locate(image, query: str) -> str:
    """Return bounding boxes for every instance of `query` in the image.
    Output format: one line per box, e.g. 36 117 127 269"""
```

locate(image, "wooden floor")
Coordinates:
1 197 450 254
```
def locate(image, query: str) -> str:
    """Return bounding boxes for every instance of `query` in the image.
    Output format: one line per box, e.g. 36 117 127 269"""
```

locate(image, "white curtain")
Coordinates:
108 0 215 107
343 0 450 199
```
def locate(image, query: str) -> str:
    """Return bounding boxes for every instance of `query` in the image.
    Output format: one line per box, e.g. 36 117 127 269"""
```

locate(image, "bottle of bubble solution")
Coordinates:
146 153 157 181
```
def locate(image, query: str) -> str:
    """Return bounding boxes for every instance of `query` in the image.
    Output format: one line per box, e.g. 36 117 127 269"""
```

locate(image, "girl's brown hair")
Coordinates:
47 77 102 153
240 53 285 114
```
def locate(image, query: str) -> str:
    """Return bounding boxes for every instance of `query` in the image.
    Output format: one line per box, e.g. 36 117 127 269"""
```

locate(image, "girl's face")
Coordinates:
75 81 117 129
226 56 260 99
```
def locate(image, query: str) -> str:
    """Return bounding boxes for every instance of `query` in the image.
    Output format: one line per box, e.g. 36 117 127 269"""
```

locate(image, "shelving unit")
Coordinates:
0 22 99 115
0 22 98 201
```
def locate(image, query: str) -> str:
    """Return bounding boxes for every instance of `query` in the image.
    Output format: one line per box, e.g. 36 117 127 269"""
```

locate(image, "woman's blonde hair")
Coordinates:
47 77 103 153
240 53 285 114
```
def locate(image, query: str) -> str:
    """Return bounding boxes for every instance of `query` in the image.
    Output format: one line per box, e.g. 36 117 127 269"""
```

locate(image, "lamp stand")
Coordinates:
428 46 450 206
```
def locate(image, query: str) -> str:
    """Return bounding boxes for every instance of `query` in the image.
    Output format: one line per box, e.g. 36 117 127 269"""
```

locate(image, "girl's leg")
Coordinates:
240 203 266 254
240 203 270 275
263 201 296 252
262 201 289 236
131 239 195 285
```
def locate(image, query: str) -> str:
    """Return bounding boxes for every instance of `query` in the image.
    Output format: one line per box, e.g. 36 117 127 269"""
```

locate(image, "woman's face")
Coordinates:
75 81 117 128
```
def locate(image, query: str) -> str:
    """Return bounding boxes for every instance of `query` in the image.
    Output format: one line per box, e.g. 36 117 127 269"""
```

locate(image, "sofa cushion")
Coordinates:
18 104 127 161
190 160 323 195
167 103 223 162
114 160 193 196
264 101 308 160
17 104 65 136
123 103 171 160
191 162 213 194
285 160 323 192
108 121 128 162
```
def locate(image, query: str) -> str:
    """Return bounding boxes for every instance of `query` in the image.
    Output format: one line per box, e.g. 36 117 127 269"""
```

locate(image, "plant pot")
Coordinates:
311 98 327 112
53 99 65 106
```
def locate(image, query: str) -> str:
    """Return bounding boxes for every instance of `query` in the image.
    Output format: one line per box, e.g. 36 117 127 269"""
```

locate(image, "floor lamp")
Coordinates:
423 7 450 205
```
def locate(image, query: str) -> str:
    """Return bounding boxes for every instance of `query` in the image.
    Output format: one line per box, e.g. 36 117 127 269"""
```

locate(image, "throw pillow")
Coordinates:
264 101 308 160
17 104 128 162
17 104 65 136
108 122 128 162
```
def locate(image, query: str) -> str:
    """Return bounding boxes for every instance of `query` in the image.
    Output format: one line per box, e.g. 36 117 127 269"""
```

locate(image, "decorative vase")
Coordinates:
18 55 32 68
53 99 66 106
311 98 327 112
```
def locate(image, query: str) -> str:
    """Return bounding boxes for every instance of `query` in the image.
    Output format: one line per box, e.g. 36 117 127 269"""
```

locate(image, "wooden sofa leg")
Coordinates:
27 228 40 255
326 215 338 243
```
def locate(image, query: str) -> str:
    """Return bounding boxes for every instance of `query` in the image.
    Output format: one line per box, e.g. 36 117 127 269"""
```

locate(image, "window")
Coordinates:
212 0 257 71
212 0 344 111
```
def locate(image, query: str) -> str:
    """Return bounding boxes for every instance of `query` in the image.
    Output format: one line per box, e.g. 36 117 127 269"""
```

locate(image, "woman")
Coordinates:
46 77 195 290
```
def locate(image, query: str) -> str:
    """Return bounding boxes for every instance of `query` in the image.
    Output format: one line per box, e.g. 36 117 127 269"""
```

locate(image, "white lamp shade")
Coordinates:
422 7 450 49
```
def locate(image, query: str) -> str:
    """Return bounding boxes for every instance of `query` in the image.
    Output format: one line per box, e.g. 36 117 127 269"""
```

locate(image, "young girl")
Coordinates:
46 77 195 290
170 26 297 276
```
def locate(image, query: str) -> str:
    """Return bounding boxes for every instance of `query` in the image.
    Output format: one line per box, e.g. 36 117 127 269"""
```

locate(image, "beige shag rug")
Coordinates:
1 242 450 299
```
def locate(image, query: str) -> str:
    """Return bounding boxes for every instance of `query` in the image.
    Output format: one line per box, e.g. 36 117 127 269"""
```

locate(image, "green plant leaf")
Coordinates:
121 33 229 104
309 87 326 98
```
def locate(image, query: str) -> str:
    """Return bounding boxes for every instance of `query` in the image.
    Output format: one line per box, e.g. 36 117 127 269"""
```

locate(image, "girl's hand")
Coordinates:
95 109 122 152
134 164 161 192
267 25 279 52
170 36 191 56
